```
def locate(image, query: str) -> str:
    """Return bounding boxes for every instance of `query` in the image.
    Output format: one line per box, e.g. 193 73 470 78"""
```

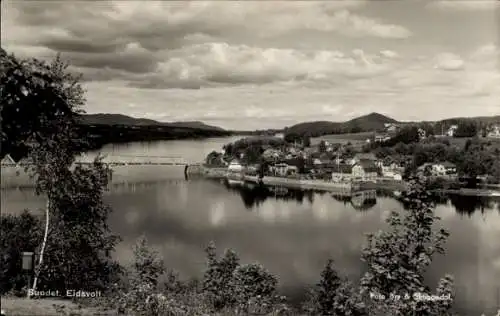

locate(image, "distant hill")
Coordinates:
284 112 500 139
285 112 398 138
78 113 226 132
345 112 398 130
74 113 230 149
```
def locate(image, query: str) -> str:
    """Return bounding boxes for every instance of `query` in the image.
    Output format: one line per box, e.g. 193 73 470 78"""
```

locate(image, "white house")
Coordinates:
226 160 245 185
418 162 457 176
384 123 399 133
437 162 457 175
270 163 298 177
447 125 458 137
351 161 379 181
313 158 323 166
375 134 391 143
487 125 500 138
418 128 427 140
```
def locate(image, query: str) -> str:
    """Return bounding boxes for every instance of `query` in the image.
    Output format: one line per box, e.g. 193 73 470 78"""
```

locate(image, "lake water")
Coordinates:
1 137 500 315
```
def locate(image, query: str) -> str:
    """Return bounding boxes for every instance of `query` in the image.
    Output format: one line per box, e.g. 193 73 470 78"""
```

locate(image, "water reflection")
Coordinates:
391 190 500 216
449 194 497 216
203 179 500 217
221 181 379 212
2 178 500 315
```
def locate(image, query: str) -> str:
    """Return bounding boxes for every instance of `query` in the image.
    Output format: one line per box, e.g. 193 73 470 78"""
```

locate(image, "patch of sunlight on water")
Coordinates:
209 201 226 226
259 202 277 223
312 203 329 221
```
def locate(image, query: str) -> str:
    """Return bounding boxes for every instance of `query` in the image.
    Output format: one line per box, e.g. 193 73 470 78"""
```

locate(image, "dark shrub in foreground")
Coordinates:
0 211 43 295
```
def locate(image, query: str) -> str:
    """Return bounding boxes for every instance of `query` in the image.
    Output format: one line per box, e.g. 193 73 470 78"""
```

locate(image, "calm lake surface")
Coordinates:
1 137 500 315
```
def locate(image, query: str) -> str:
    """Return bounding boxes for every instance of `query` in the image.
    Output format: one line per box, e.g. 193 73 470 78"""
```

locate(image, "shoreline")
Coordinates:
186 165 500 197
3 163 499 198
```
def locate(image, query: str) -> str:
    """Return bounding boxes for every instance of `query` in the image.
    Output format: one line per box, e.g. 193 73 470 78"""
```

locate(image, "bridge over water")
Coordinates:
75 154 190 166
1 154 201 189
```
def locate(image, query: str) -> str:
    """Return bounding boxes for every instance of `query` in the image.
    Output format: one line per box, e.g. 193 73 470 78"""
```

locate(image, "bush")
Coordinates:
202 241 240 310
120 235 165 315
202 241 288 314
232 263 279 313
0 211 43 295
306 259 365 316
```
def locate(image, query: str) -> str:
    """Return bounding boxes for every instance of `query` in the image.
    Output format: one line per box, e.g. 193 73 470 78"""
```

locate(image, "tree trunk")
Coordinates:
32 199 50 291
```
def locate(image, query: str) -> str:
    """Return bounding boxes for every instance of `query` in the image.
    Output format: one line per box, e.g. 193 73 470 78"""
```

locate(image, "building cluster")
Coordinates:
217 141 407 183
370 123 428 144
436 123 500 138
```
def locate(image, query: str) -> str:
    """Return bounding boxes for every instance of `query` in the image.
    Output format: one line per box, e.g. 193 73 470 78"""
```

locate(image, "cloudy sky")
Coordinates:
2 0 500 130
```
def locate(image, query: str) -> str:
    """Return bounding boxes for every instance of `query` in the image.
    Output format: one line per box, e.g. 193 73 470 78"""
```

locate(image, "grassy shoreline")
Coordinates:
1 296 116 316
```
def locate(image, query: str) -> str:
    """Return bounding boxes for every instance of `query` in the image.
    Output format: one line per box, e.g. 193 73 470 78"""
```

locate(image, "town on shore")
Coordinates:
201 121 500 194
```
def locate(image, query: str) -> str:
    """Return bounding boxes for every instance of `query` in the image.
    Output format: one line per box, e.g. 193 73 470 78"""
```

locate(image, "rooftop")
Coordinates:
331 164 353 174
354 153 377 160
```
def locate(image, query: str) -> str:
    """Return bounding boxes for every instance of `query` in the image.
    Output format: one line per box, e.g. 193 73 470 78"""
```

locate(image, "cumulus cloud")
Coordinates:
434 52 465 71
123 44 399 89
427 0 500 11
3 1 409 52
379 50 399 59
78 43 500 129
2 0 499 129
258 8 412 39
469 43 499 68
2 0 412 85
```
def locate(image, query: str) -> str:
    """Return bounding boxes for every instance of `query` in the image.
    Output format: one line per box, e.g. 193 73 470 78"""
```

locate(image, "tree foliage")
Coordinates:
121 235 166 316
222 136 286 163
202 242 240 310
388 126 421 146
360 176 454 315
0 49 86 158
302 135 311 147
131 235 165 289
311 259 365 316
232 263 279 313
205 150 225 167
1 49 120 294
454 121 478 138
202 242 282 313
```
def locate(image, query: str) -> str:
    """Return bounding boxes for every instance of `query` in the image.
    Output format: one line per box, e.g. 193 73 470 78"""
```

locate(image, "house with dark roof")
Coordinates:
348 153 378 166
352 160 379 181
331 164 354 182
354 152 377 161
